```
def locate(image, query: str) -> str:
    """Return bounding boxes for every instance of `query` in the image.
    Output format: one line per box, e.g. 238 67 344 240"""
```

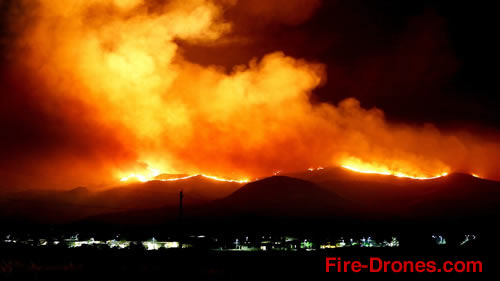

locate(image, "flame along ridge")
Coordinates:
120 174 251 184
341 165 449 180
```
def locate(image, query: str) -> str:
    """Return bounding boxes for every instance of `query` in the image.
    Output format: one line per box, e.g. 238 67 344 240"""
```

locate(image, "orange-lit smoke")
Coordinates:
6 0 500 187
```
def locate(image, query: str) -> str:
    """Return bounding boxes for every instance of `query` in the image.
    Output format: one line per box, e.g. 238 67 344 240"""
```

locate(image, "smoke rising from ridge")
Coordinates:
0 0 499 189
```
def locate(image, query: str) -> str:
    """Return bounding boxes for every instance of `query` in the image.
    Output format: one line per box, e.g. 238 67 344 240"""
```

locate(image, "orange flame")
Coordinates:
308 167 325 171
471 173 481 179
5 0 499 189
340 157 449 180
120 168 251 184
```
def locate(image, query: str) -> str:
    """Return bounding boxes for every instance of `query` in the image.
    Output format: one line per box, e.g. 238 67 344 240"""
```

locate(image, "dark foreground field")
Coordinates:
1 171 498 280
0 246 495 281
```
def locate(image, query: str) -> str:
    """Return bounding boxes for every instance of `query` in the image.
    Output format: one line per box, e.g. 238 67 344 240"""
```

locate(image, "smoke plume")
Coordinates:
1 0 499 189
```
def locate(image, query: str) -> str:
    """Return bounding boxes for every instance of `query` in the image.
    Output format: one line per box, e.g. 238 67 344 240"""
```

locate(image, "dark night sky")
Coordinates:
1 0 498 129
180 0 500 130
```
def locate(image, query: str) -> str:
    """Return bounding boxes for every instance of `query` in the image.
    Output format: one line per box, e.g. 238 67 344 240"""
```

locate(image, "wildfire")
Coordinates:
120 172 250 184
308 167 325 171
195 175 251 183
5 0 499 190
340 157 449 180
120 167 161 182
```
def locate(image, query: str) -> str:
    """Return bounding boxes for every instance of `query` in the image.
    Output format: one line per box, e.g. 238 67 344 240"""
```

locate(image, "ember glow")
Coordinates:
1 0 500 189
308 167 325 172
340 157 449 180
120 172 250 184
341 165 448 180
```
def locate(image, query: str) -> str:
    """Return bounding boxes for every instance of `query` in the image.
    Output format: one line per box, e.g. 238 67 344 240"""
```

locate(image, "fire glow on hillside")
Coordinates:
120 173 250 184
340 157 449 180
119 166 250 183
341 165 448 180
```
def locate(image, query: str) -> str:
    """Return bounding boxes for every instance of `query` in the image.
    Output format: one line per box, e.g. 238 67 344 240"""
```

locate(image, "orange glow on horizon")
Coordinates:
308 167 325 171
340 157 449 180
120 171 251 184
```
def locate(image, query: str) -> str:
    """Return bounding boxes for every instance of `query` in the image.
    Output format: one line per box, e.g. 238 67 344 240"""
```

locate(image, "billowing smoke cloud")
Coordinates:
1 0 499 189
